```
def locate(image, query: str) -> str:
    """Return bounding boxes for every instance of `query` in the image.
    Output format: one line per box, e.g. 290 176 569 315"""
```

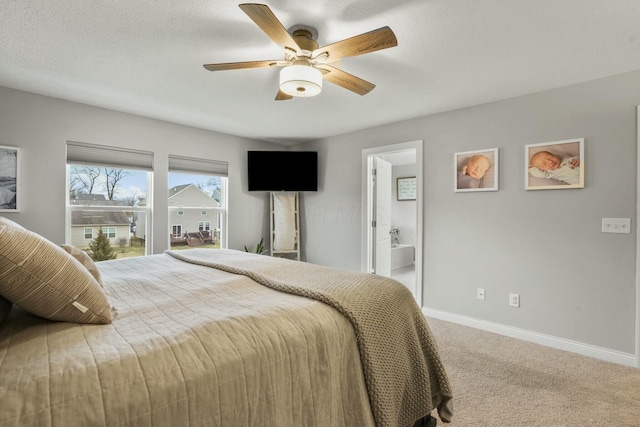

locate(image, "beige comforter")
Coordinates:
0 250 452 427
1 253 373 426
167 249 453 426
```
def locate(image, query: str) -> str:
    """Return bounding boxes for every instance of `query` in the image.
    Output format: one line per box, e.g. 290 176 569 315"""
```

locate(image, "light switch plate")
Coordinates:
602 218 631 234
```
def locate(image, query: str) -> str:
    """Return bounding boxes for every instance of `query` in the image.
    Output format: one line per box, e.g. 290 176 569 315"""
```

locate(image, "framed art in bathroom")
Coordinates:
397 176 416 201
0 145 20 212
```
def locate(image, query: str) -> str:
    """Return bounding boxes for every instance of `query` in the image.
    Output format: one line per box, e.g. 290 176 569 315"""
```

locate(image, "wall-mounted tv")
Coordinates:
248 151 318 192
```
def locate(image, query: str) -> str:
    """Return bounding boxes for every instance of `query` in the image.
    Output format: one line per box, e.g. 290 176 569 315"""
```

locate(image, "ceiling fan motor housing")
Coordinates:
290 27 319 52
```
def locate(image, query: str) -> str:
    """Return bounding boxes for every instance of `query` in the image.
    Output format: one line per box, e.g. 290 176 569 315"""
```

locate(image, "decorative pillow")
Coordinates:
61 244 104 286
0 216 24 230
0 217 112 324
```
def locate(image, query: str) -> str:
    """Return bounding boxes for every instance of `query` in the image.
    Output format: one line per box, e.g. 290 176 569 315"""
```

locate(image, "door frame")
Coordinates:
361 140 424 305
635 106 640 368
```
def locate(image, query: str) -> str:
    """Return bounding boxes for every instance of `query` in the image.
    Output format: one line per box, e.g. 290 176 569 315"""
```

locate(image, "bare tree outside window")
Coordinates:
194 176 222 202
70 166 101 196
104 168 131 200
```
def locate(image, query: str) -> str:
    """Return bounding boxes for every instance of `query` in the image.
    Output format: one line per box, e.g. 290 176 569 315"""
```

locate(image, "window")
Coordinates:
101 226 116 238
168 155 227 250
84 227 93 239
172 225 182 237
66 141 153 259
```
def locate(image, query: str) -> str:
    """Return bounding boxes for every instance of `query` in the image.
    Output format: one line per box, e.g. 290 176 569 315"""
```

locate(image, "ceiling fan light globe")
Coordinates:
279 65 322 97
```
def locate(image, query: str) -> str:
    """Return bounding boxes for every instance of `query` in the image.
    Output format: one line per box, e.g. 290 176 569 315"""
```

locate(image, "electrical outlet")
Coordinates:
509 293 520 307
477 288 485 300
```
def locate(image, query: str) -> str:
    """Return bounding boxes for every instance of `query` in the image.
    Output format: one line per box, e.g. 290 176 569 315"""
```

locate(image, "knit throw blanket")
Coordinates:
166 249 453 426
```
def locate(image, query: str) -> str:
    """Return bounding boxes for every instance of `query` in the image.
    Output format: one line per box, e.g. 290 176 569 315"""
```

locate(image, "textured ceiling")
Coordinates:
1 0 639 145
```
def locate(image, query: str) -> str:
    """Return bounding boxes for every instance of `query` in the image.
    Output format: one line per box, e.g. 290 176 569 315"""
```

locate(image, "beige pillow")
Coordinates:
61 244 104 286
0 216 24 230
0 217 112 324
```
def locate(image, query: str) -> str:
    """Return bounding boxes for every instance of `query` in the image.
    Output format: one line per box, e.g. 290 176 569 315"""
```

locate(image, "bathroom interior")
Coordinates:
388 158 417 291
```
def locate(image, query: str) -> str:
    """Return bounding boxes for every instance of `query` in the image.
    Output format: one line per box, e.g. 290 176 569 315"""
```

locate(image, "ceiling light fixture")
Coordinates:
279 65 322 97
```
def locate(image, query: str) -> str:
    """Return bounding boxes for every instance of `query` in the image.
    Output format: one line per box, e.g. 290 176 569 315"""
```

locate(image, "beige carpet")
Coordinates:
426 317 640 427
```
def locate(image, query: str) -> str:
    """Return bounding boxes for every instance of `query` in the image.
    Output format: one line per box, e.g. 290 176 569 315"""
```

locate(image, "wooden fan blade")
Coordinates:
313 26 397 63
239 3 302 53
275 89 293 101
316 64 375 95
203 60 284 71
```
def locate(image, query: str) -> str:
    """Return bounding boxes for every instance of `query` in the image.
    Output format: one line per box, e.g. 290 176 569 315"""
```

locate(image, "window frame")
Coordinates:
167 155 228 250
65 142 153 257
84 227 93 240
101 226 116 239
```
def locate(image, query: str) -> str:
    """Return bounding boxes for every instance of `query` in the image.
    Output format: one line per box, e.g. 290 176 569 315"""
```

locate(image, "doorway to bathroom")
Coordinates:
361 140 423 304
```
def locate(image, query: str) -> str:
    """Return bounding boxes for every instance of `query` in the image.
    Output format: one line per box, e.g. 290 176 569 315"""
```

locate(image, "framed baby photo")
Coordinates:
525 138 584 190
0 145 20 212
454 148 499 193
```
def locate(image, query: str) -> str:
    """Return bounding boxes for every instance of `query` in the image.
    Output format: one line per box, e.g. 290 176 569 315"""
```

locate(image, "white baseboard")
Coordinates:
422 307 637 368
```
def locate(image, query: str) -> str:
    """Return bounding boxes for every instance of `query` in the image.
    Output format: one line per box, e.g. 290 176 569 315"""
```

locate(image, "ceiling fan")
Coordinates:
203 3 398 100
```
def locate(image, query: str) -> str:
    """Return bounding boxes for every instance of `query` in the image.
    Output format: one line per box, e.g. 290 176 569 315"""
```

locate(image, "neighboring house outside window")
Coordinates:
168 166 227 249
67 146 227 256
167 183 221 249
167 156 227 251
66 141 152 259
68 193 134 249
134 177 227 251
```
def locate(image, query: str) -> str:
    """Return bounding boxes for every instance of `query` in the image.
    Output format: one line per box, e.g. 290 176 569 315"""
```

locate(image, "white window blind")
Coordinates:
66 141 154 170
168 155 228 177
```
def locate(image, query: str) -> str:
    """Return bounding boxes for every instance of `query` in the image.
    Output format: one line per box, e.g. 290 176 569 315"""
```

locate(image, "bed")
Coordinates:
0 216 453 427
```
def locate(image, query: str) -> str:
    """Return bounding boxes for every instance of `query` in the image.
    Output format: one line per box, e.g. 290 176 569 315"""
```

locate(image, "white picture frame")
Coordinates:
397 176 416 201
525 138 584 190
454 148 499 192
0 145 20 212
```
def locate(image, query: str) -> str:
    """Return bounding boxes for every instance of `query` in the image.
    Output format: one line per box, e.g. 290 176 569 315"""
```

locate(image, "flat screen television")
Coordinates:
248 151 318 191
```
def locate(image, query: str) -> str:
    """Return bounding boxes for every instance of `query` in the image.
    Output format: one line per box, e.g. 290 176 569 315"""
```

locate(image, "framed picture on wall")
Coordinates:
525 138 584 190
454 148 499 192
0 145 20 212
397 176 416 201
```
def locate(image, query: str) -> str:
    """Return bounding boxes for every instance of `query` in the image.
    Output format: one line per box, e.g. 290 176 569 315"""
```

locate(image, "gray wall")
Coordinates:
0 86 277 253
300 70 640 354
